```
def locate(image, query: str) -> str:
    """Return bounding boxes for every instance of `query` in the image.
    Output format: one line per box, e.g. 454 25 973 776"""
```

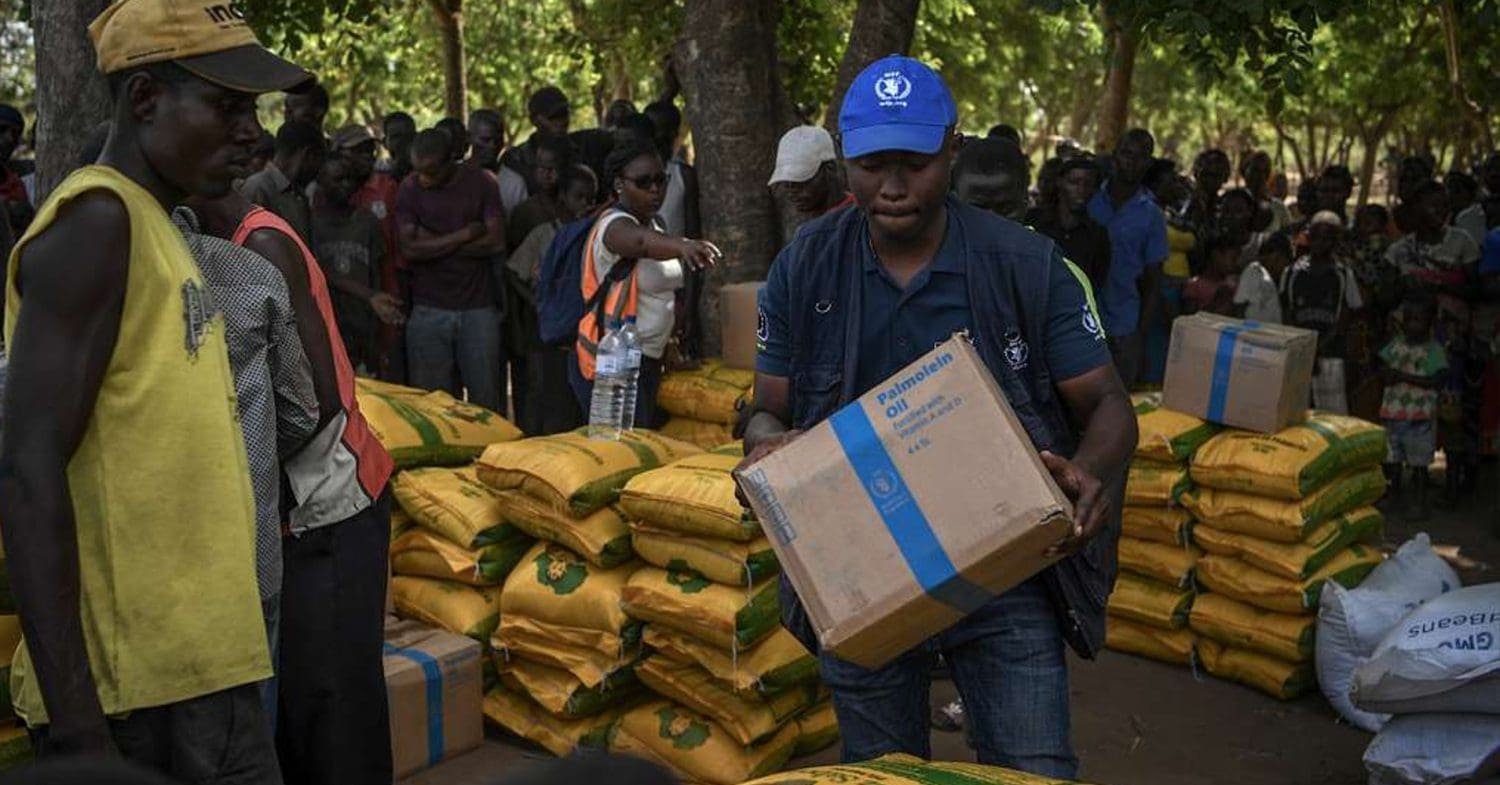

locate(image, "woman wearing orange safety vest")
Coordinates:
571 135 720 427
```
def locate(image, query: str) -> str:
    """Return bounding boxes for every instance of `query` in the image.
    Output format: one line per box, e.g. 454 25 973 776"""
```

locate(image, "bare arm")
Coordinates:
458 213 506 258
1045 364 1136 556
603 218 718 269
245 228 341 429
399 221 482 262
734 374 802 504
0 193 127 753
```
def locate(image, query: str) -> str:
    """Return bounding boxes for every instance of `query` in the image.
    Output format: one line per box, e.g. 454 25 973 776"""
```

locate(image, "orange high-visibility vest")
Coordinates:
576 217 639 380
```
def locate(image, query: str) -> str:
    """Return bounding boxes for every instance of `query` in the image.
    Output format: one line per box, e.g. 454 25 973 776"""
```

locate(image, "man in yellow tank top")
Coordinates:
0 2 312 781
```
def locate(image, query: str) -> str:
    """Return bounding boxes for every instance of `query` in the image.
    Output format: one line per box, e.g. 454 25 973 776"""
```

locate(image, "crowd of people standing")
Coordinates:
0 6 1495 782
939 126 1500 519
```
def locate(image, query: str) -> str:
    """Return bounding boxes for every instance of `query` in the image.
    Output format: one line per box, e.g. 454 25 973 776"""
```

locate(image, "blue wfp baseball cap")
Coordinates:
838 55 958 159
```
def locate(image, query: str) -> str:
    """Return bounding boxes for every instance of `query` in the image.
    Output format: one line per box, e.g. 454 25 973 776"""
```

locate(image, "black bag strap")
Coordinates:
584 257 639 339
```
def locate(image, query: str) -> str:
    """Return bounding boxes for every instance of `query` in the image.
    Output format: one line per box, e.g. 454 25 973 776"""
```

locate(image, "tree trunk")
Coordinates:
32 0 112 202
1355 115 1396 209
426 0 467 119
676 0 795 355
1436 0 1493 160
1093 0 1138 152
822 0 922 129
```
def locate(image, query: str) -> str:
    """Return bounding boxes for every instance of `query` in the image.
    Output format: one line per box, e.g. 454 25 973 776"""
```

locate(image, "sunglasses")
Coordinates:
623 172 670 190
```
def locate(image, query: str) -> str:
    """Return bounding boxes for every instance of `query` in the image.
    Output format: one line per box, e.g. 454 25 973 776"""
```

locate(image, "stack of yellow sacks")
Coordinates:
0 614 31 770
475 430 702 757
389 466 533 645
1182 413 1388 700
655 361 754 450
605 445 838 785
1106 394 1218 667
358 378 529 649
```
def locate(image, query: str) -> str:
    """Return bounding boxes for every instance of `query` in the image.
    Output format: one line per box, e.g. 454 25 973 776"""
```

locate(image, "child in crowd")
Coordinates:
1234 232 1290 322
1183 233 1240 316
1281 211 1363 360
1379 294 1447 519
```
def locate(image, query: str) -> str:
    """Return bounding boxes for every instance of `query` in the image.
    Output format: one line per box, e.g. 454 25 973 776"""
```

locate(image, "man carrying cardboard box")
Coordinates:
739 56 1135 779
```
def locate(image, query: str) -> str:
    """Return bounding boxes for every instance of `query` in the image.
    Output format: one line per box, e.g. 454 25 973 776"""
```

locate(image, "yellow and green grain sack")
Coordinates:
358 384 521 467
1124 461 1193 507
1133 392 1220 463
742 754 1101 785
656 361 755 424
393 465 520 548
1107 573 1194 629
391 576 502 642
1195 545 1383 614
612 701 798 785
478 431 701 516
494 616 639 693
1189 593 1315 663
621 568 780 650
1182 466 1386 543
499 656 644 719
619 447 759 542
793 701 839 756
631 525 778 587
1105 617 1196 666
1120 507 1193 545
0 614 20 720
483 688 624 757
643 626 817 697
660 418 737 450
494 490 634 568
1116 538 1200 588
1189 414 1387 499
1192 506 1382 579
1196 638 1314 700
637 657 818 746
389 527 532 585
496 543 642 684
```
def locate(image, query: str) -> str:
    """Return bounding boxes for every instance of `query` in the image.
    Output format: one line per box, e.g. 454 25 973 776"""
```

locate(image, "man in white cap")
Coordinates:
0 0 312 780
769 125 853 217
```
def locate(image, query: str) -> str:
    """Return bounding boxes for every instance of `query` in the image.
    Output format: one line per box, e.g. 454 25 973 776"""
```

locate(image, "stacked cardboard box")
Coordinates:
358 377 529 776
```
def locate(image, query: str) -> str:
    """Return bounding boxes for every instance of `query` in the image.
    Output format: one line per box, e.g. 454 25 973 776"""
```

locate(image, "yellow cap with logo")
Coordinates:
89 0 312 93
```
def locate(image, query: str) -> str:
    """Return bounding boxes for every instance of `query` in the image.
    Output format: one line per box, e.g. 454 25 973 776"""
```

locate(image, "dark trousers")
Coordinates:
523 347 584 436
29 683 282 785
567 351 665 430
276 490 393 785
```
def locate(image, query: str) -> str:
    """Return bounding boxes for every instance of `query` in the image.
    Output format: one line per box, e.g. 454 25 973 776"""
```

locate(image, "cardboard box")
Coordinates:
1162 314 1317 434
384 618 484 779
719 281 765 371
735 337 1073 669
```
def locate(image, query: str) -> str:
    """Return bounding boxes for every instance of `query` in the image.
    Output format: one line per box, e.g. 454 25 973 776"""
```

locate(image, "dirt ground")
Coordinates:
406 479 1499 785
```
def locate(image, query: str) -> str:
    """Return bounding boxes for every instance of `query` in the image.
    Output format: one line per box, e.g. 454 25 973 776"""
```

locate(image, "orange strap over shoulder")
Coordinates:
576 217 639 381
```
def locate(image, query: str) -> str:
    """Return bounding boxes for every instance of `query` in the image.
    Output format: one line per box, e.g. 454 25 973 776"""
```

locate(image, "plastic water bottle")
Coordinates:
587 319 633 440
619 318 643 432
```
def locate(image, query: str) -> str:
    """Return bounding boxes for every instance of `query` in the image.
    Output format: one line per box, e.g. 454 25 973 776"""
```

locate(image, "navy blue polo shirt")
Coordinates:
758 209 1111 398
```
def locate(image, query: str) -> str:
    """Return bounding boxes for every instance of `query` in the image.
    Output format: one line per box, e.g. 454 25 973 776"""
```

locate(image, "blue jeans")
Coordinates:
818 578 1077 778
406 305 504 412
